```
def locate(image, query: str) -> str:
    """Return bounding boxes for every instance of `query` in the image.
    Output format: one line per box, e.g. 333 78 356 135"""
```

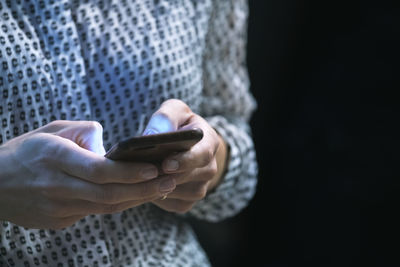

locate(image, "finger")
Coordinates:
56 120 106 155
56 175 177 204
40 120 106 155
152 198 195 214
9 212 85 230
46 134 160 184
143 99 194 135
160 168 213 186
90 198 159 214
164 182 209 201
142 113 175 135
161 117 219 174
46 215 87 230
162 140 219 174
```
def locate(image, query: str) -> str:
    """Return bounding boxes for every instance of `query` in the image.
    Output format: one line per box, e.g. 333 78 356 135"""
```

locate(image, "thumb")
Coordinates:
142 113 175 136
55 121 106 155
142 99 193 136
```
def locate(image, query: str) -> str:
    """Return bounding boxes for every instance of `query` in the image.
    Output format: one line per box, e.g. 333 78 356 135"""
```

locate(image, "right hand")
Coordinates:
0 120 176 229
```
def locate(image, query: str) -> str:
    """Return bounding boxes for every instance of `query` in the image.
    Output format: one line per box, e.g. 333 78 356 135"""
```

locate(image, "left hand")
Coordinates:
143 99 228 213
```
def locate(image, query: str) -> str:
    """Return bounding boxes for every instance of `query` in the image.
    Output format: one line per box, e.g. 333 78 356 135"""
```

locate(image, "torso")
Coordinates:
0 1 212 266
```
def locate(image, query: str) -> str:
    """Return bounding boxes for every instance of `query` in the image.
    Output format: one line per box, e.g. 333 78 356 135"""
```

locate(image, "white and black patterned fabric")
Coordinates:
0 0 257 266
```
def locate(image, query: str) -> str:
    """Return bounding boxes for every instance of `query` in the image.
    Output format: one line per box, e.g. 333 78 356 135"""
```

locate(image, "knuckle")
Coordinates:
175 202 194 214
50 120 63 126
202 149 214 166
87 121 103 133
42 120 68 134
193 184 208 200
206 161 218 178
162 99 192 114
47 120 63 129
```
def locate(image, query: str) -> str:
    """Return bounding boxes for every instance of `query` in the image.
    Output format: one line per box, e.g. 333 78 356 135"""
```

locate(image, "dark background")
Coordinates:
190 1 400 266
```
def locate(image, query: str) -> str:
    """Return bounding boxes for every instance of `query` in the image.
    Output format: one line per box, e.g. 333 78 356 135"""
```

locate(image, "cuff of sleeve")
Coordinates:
188 115 258 222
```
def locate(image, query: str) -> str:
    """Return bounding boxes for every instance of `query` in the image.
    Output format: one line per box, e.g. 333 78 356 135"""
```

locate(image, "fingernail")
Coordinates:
143 128 158 136
165 159 179 172
159 178 176 193
141 167 158 179
146 114 174 134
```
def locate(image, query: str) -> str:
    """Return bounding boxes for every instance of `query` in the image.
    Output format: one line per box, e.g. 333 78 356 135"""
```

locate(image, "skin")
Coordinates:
0 99 228 229
147 99 228 213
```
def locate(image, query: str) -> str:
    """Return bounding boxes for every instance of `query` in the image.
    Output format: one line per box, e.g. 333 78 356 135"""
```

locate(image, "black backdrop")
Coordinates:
190 1 400 266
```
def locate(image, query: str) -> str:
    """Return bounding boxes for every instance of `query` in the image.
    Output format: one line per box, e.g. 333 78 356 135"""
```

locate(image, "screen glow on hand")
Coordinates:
142 114 174 135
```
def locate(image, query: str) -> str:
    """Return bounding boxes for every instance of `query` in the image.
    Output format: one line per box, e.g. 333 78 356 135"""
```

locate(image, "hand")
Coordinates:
0 120 176 229
144 99 228 213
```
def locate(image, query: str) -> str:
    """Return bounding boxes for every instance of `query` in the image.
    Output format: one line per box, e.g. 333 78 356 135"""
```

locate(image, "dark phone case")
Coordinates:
104 128 203 162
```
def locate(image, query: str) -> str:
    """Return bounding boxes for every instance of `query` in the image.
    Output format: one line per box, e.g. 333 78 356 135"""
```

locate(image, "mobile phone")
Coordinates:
104 128 204 162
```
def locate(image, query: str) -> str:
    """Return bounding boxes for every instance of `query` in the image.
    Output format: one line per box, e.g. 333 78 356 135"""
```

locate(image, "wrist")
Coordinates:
208 133 229 191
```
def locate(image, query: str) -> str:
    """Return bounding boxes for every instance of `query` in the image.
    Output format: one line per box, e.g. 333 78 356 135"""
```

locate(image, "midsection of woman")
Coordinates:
0 0 257 266
1 1 209 266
